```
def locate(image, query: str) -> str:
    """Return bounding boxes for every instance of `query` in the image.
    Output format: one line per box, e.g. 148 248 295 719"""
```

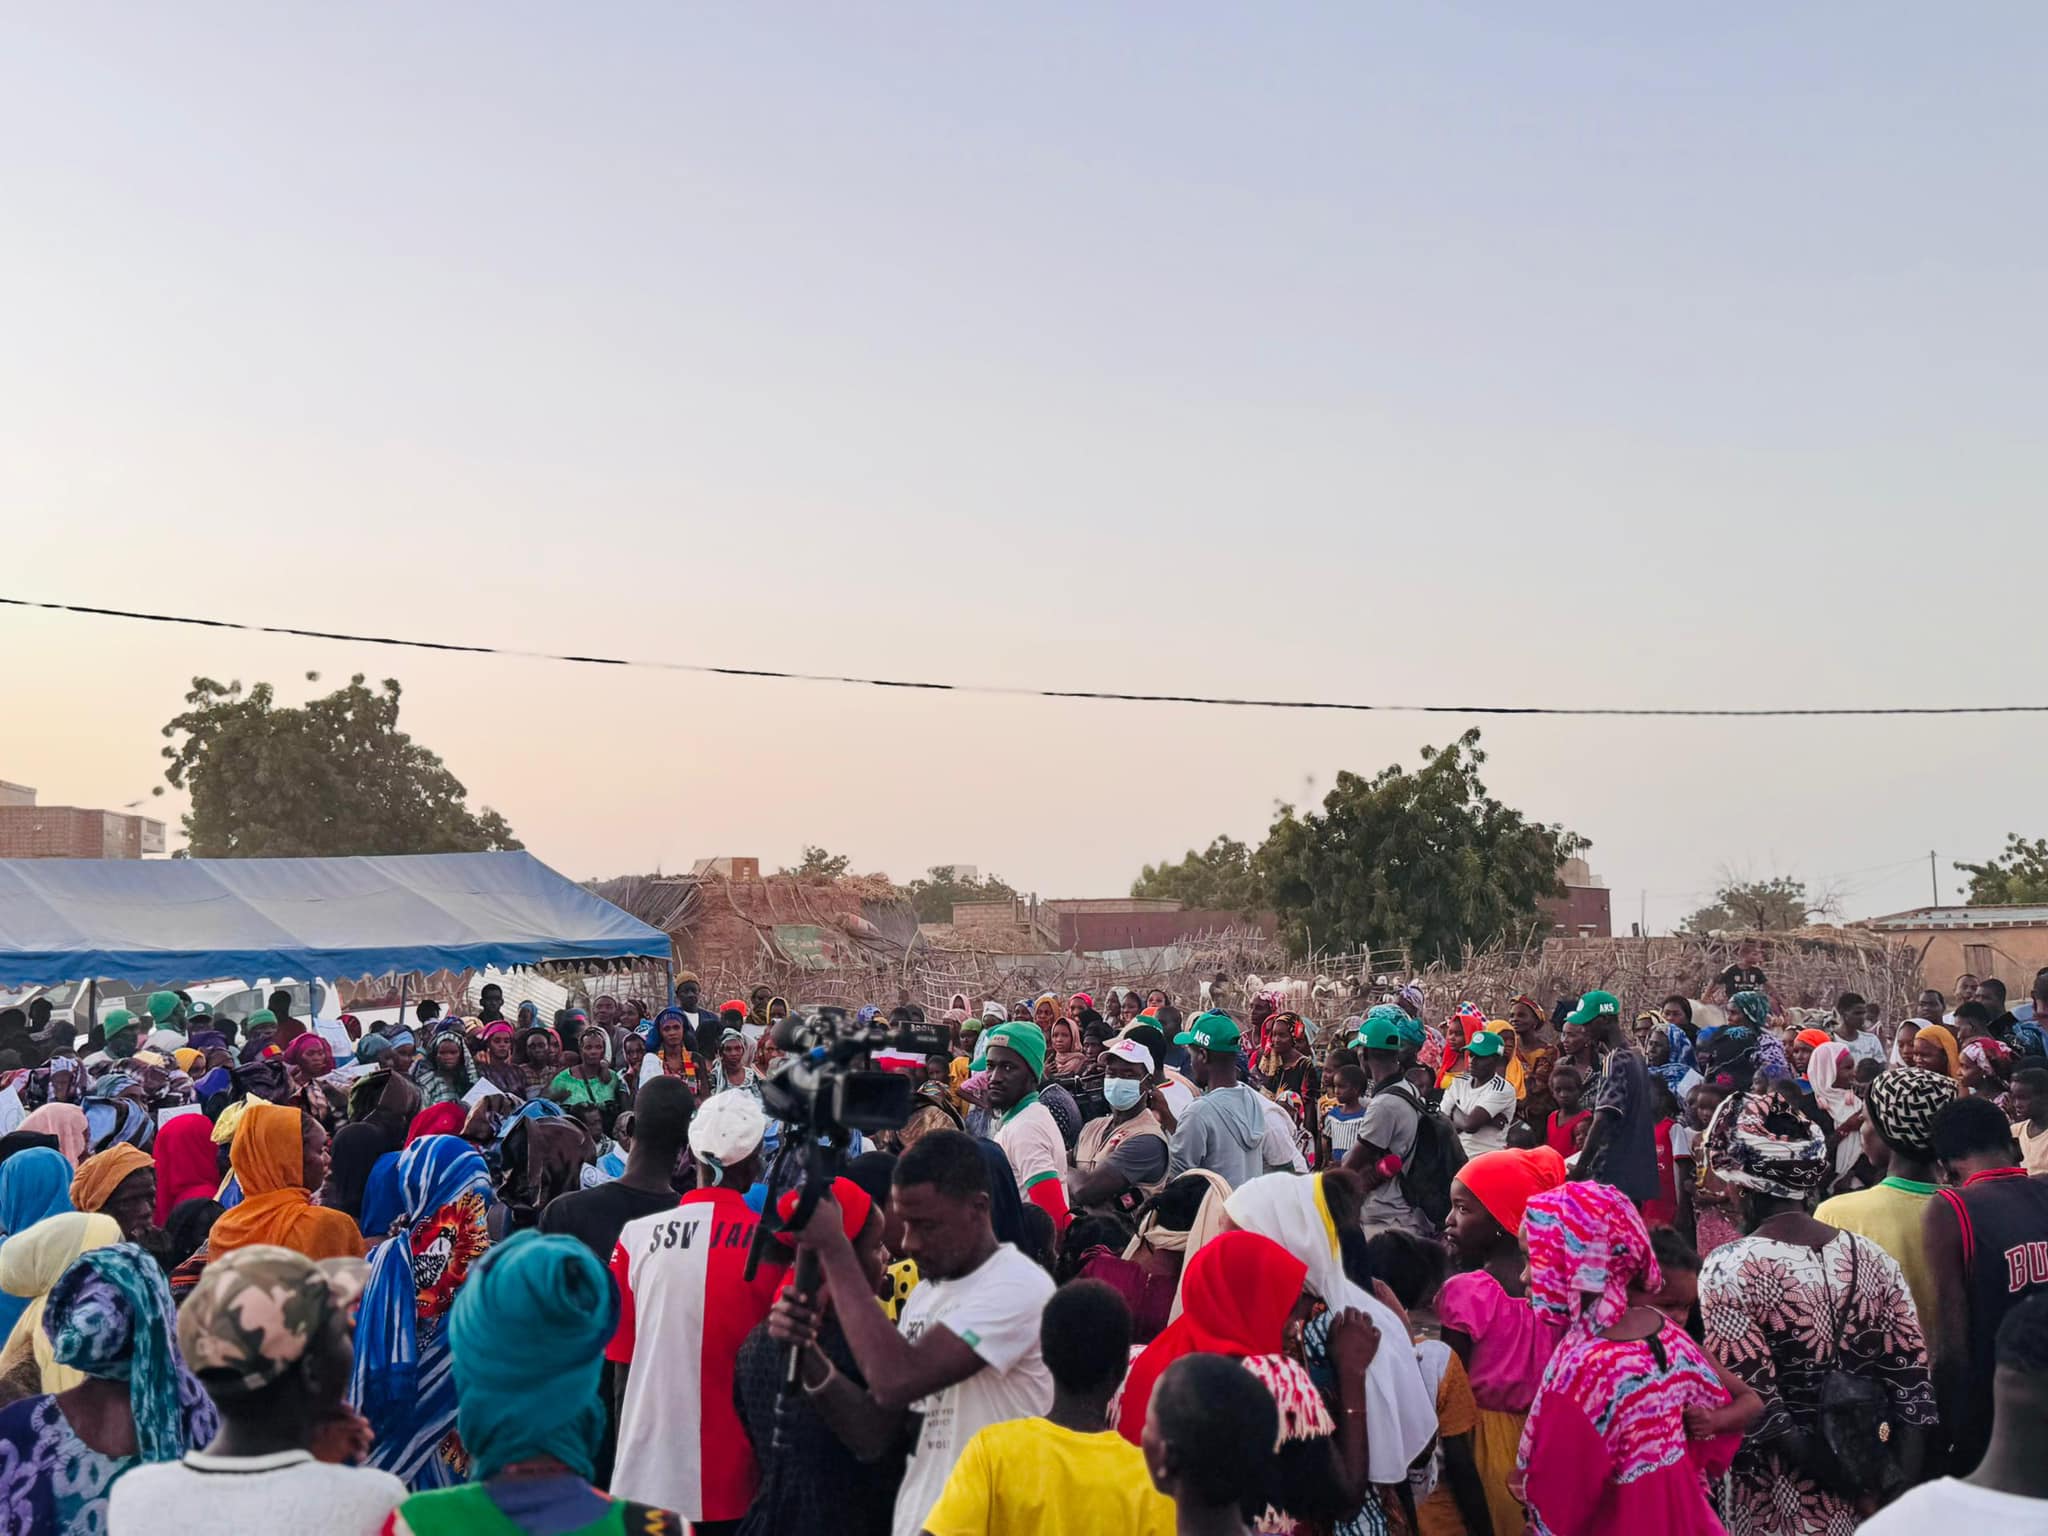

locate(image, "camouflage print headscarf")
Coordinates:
178 1244 368 1396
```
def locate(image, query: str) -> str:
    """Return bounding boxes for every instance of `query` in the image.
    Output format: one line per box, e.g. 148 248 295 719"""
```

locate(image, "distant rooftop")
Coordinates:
1863 904 2048 930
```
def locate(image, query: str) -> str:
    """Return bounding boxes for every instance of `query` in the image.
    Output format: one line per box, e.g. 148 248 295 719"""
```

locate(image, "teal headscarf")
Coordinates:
983 1021 1048 1078
1365 1003 1421 1048
45 1243 218 1462
449 1230 616 1480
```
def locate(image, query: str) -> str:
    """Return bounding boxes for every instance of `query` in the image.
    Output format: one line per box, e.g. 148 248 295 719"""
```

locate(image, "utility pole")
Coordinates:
1930 850 1939 906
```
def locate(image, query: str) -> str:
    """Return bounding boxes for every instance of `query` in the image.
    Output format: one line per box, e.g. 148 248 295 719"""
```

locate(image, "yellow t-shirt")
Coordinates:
921 1418 1176 1536
1814 1179 1941 1352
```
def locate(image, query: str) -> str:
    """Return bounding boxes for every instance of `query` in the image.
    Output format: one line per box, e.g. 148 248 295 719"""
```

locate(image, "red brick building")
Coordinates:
1540 857 1612 938
0 784 166 859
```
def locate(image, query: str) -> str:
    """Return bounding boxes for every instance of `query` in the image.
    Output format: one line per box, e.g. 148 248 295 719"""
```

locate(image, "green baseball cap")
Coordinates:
1465 1029 1504 1059
1352 1015 1406 1051
1565 990 1620 1027
1174 1012 1242 1052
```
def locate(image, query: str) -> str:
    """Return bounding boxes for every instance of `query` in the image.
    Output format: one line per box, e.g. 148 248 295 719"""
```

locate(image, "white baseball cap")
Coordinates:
1101 1038 1155 1074
688 1089 767 1170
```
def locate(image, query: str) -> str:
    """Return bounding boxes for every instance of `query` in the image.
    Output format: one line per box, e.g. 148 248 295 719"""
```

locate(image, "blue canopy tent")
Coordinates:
0 850 671 988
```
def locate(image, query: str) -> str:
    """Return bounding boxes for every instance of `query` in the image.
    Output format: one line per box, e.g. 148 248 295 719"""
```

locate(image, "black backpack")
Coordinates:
1380 1083 1467 1229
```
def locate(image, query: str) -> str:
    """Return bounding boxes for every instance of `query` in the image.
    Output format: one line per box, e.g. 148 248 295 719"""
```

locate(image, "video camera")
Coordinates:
757 1004 947 1140
743 1003 950 1450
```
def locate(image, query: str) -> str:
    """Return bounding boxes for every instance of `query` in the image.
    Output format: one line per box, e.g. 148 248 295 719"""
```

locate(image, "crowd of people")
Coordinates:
0 948 2045 1535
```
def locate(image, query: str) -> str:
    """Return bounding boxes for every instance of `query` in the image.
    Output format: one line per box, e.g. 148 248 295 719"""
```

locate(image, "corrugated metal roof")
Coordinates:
1863 905 2048 929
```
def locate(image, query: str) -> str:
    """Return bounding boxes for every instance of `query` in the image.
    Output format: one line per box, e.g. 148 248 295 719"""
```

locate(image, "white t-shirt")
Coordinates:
994 1099 1067 1203
1442 1072 1517 1156
891 1243 1056 1536
1858 1478 2048 1533
108 1450 405 1536
1836 1031 1887 1070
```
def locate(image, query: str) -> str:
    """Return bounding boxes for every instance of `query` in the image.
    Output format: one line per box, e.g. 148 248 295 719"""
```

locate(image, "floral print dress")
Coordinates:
1698 1230 1936 1536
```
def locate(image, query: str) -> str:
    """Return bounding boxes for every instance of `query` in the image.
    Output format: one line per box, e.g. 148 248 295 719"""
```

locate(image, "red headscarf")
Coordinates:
1115 1230 1307 1446
773 1176 873 1295
407 1103 469 1145
152 1112 221 1225
1454 1146 1568 1237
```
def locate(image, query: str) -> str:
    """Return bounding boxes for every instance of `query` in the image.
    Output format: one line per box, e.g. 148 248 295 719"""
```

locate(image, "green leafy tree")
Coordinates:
906 865 1018 924
1131 836 1267 915
779 845 853 881
1680 877 1818 934
162 673 521 858
1257 730 1584 960
1956 836 2048 904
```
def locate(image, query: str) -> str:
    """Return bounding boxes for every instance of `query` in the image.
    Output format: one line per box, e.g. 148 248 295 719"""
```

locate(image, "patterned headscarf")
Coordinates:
44 1243 218 1462
1729 990 1771 1031
1520 1182 1661 1339
351 1135 496 1488
1963 1037 2014 1082
1705 1087 1830 1199
1648 1021 1697 1096
180 1245 368 1395
1865 1067 1958 1159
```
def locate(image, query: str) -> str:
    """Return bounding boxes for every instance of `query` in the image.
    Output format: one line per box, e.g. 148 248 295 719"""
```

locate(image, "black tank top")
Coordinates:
1937 1167 2048 1471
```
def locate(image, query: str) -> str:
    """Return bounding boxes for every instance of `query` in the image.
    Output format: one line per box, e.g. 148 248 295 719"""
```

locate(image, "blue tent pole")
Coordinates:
663 959 675 1009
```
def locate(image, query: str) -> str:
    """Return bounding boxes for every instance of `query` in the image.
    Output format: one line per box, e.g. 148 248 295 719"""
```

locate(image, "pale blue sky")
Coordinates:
2 5 2042 931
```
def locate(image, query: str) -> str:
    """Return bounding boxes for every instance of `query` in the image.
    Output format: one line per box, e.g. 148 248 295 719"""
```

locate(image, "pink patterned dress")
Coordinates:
1518 1318 1739 1536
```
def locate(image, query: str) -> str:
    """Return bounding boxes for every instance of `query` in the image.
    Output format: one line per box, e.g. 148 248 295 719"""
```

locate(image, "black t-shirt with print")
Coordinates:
1717 963 1768 996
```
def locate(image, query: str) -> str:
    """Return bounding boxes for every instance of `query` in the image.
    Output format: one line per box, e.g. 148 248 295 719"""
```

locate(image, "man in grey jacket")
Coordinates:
1165 1012 1269 1189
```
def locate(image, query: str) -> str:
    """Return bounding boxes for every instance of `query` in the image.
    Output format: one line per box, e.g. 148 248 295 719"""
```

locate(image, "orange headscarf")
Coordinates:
205 1102 365 1262
1913 1023 1964 1081
1454 1146 1568 1236
70 1145 153 1214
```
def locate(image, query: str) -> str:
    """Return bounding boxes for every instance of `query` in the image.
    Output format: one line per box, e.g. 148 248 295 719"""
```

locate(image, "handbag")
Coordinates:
1809 1235 1904 1499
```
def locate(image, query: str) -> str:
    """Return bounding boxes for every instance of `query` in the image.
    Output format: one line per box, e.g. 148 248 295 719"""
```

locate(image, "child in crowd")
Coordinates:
1645 1226 1703 1334
1322 1065 1368 1166
2014 1067 2048 1175
1437 1147 1569 1536
1686 1080 1741 1258
1142 1355 1277 1536
923 1280 1174 1536
1366 1230 1492 1536
1543 1066 1587 1159
1644 1081 1680 1229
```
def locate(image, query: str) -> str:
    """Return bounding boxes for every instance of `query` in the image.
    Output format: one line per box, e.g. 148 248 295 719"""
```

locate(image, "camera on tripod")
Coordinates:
757 1004 947 1139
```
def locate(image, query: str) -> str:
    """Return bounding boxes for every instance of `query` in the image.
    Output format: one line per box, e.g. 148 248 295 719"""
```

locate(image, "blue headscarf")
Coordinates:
351 1135 496 1489
450 1231 616 1480
647 1006 684 1049
357 1153 405 1243
1649 1021 1697 1096
45 1243 217 1463
0 1148 75 1337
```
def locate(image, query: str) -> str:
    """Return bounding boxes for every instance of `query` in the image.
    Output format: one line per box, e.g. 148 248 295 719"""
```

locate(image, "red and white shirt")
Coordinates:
607 1187 788 1522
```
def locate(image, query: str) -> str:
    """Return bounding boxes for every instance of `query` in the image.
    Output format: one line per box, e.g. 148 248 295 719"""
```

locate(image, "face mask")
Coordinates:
1103 1077 1143 1111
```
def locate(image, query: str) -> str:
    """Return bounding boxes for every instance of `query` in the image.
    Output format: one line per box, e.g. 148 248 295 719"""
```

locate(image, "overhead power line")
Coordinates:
5 594 2046 720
